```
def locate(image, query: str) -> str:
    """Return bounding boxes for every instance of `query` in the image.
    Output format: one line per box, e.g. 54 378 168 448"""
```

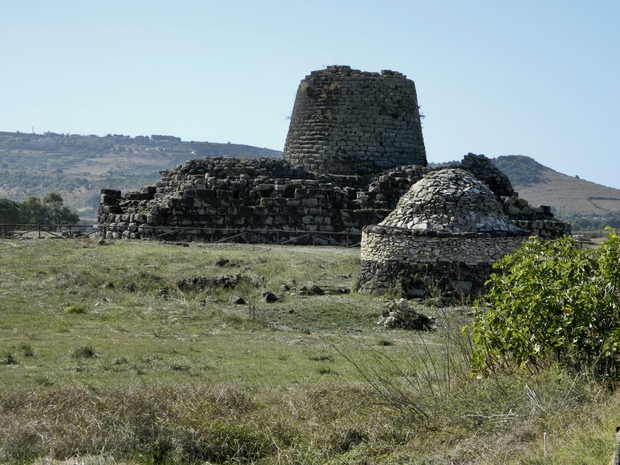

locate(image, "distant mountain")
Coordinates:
492 155 620 216
431 154 620 230
0 131 282 221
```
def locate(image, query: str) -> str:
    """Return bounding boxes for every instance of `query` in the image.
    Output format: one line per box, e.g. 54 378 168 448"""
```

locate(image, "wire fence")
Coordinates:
0 224 97 239
99 225 362 247
0 224 362 247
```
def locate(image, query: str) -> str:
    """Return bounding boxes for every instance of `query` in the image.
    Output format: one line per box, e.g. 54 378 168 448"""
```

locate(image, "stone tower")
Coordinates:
283 66 427 176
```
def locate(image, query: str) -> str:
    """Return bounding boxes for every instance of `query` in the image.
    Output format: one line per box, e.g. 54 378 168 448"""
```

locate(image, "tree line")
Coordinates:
0 193 79 225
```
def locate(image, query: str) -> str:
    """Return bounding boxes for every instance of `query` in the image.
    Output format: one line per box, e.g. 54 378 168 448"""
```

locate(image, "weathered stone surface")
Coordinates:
97 66 570 262
379 169 523 234
359 168 536 299
97 154 570 244
95 66 573 301
283 66 427 175
378 298 434 330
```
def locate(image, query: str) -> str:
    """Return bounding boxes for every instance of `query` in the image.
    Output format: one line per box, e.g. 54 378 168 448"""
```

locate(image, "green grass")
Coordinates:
1 238 620 464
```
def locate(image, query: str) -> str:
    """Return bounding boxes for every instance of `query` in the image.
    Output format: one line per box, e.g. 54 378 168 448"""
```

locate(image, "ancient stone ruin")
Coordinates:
359 169 531 298
283 66 427 175
97 65 571 298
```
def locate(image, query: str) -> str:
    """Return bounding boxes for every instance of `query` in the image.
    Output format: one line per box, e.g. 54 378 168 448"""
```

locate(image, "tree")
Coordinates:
0 199 25 224
469 233 620 381
21 193 80 225
43 193 79 225
22 196 49 224
43 192 63 207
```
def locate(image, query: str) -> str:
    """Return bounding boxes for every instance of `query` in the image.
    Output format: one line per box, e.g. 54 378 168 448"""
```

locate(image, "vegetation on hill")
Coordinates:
492 155 549 185
0 131 281 158
0 192 79 225
491 155 620 231
555 209 620 231
0 131 282 221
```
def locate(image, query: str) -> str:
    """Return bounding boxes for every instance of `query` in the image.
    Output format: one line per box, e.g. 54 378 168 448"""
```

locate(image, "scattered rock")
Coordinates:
378 298 434 330
176 274 244 291
263 291 278 303
229 295 246 305
299 283 325 296
309 284 324 295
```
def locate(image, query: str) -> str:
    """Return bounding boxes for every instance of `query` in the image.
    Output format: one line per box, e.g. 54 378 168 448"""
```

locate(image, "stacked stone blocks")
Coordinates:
283 66 427 175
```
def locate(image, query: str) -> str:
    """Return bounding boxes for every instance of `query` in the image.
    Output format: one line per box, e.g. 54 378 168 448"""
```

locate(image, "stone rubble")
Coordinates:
378 298 434 330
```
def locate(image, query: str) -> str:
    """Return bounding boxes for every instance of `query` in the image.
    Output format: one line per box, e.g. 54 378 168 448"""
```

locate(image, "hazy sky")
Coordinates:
2 1 619 188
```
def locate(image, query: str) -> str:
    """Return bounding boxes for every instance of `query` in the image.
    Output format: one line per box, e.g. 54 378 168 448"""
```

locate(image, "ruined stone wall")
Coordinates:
98 154 571 243
283 66 427 175
98 157 394 244
359 225 528 297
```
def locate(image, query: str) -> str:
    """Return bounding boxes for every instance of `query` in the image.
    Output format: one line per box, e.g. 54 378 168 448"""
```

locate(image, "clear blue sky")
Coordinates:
2 1 619 188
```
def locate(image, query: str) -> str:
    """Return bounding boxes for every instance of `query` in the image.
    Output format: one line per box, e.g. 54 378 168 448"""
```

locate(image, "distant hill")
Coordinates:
491 155 620 230
0 131 282 221
2 131 618 229
492 155 620 216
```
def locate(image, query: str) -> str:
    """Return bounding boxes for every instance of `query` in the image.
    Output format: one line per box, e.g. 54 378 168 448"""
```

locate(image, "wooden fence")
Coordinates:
1 224 362 247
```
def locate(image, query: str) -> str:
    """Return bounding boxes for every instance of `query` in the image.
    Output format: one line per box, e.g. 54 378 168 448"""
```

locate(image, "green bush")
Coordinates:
63 304 87 314
469 232 620 381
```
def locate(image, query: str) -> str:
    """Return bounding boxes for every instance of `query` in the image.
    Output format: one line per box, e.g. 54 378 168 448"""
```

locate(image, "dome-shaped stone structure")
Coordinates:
359 168 529 299
380 168 522 234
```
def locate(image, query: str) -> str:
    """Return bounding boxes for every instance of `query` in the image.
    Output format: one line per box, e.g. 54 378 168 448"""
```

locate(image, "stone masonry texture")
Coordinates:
98 154 570 246
358 168 533 298
282 66 427 175
98 64 572 298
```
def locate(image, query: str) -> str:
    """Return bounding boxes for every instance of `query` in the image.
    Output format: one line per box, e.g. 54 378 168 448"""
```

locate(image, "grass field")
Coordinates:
1 238 619 464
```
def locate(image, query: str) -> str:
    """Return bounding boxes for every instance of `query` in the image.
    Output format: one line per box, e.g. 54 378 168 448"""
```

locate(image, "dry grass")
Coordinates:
1 238 620 464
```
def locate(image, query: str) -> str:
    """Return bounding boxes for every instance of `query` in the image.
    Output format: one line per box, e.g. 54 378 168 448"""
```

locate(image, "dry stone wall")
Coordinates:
99 157 394 244
97 63 573 300
359 225 527 297
357 168 568 299
283 66 427 175
98 154 570 244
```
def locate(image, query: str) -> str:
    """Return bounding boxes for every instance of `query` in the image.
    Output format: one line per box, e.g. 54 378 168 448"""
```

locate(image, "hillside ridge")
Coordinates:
0 131 281 220
492 155 620 216
1 130 618 222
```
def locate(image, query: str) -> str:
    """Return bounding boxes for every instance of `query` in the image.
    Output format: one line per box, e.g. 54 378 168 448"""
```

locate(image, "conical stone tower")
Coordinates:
283 66 427 176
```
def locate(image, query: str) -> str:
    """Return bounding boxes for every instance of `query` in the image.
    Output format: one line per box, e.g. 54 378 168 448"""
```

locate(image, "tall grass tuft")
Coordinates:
0 385 293 463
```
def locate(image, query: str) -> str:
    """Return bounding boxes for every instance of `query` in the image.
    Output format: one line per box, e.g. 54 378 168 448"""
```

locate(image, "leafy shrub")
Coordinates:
469 232 620 381
63 304 87 314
